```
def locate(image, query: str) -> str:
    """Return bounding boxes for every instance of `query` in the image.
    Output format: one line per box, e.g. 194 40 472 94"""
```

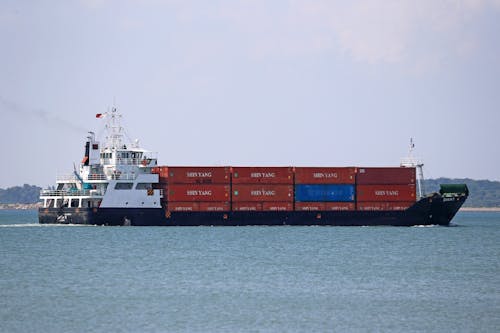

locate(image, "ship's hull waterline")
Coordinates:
39 194 466 227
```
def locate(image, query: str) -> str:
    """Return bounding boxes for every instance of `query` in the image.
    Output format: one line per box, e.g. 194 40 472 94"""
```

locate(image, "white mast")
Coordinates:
401 138 425 198
104 107 124 150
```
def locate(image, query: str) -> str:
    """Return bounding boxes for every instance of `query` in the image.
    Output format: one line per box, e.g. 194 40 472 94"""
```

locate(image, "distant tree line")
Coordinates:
1 180 499 207
0 184 42 204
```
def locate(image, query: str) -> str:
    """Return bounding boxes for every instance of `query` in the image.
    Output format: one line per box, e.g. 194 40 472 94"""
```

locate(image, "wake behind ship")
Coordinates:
39 109 468 226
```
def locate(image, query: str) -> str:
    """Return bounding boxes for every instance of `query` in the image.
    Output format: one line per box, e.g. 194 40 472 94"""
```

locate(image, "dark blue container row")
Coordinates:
294 184 355 202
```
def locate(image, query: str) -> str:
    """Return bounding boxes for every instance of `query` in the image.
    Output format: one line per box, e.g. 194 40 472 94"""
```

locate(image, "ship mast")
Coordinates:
401 138 425 198
104 107 124 150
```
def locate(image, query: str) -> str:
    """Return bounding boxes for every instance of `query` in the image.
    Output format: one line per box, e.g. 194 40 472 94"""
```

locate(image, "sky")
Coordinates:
1 0 499 188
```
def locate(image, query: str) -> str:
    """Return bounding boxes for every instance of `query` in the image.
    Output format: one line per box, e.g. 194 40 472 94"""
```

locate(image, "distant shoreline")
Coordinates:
1 203 499 212
459 207 500 212
0 203 42 210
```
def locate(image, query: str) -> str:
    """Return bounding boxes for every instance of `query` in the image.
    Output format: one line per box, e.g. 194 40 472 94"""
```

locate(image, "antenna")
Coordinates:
97 106 125 150
408 138 415 157
401 138 425 198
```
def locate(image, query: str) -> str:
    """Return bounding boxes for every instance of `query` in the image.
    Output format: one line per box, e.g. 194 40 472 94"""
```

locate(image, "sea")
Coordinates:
0 210 499 333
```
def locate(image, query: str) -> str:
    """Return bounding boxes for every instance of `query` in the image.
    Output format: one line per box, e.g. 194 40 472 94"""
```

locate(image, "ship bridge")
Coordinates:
40 107 163 210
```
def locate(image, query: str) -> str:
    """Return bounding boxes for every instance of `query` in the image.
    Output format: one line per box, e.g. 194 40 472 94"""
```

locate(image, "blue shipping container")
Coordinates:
295 184 355 202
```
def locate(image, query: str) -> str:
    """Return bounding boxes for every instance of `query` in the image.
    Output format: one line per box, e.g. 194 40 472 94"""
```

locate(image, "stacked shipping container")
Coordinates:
153 166 231 212
294 167 356 211
167 167 230 184
153 165 418 213
356 167 416 211
231 167 294 211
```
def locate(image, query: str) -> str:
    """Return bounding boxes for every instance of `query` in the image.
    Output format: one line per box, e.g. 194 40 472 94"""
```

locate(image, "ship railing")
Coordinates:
101 155 158 167
118 158 144 166
87 174 107 180
108 173 137 180
102 158 142 165
40 189 105 197
56 175 79 182
57 174 108 182
400 157 421 167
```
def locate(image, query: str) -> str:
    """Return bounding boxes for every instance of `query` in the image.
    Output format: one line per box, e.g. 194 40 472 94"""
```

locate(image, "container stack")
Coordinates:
356 167 416 211
160 166 231 212
231 167 294 211
294 167 356 211
153 165 418 213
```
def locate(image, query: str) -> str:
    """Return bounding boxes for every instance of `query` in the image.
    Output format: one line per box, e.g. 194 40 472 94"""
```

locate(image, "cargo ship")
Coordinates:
39 109 468 226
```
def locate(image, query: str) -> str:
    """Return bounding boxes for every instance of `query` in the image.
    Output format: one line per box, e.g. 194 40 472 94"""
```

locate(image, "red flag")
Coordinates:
96 113 103 118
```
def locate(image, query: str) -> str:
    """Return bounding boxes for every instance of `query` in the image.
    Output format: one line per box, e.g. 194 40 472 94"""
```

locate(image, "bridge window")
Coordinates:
115 183 133 190
101 153 112 159
135 183 151 190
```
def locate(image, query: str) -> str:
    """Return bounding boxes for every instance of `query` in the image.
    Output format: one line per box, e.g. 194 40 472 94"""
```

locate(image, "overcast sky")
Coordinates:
1 0 499 188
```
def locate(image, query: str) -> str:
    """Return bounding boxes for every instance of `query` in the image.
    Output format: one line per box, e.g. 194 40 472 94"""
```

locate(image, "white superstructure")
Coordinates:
40 108 163 209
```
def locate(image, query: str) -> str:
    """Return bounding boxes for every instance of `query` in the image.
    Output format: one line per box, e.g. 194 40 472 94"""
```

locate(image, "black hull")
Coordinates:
39 194 466 227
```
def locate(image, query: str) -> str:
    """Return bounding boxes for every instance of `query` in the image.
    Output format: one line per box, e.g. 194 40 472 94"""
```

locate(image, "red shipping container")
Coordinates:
167 184 230 202
356 167 416 185
357 202 414 211
199 202 230 212
167 166 230 184
168 202 199 212
232 185 293 202
356 184 416 202
324 202 356 211
294 167 356 184
294 202 356 211
232 167 293 184
152 166 169 183
295 202 326 211
262 202 293 211
232 202 262 211
167 201 230 212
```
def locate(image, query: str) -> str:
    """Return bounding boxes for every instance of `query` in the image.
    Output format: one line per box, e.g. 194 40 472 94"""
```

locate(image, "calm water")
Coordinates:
0 211 499 333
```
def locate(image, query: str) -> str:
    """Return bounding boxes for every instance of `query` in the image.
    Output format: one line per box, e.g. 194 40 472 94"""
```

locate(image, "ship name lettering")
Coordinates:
313 172 338 179
186 171 212 178
250 190 276 196
187 190 213 196
251 172 276 178
374 190 399 196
